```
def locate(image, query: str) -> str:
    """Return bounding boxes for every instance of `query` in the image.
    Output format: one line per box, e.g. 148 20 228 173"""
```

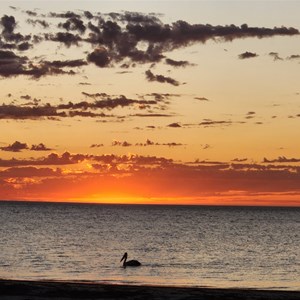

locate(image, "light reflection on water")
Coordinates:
0 202 299 290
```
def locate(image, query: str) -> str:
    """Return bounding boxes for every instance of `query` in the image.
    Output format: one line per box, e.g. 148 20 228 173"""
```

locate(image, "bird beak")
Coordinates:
120 254 125 262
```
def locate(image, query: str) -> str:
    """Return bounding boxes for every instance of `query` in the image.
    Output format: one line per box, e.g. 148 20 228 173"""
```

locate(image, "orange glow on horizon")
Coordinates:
5 193 299 207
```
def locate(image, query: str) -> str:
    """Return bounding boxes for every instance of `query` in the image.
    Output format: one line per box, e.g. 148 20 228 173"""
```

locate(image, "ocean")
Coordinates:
0 201 299 290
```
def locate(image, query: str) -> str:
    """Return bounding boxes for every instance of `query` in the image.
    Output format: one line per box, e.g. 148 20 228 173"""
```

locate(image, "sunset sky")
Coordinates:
0 1 300 206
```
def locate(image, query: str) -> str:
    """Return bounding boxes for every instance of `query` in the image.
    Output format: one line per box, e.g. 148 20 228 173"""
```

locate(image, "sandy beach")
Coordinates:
0 279 299 300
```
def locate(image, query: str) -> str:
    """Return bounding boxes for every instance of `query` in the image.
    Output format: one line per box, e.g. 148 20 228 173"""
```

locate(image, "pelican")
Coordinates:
120 252 141 268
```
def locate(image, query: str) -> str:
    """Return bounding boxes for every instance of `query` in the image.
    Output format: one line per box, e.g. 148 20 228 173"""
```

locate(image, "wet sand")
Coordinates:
0 279 299 300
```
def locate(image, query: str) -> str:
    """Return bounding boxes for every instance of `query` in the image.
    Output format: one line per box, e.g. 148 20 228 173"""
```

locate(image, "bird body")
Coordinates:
120 252 141 268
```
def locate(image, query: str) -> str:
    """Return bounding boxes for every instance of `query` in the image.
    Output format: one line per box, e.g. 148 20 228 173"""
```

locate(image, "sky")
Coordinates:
0 0 300 206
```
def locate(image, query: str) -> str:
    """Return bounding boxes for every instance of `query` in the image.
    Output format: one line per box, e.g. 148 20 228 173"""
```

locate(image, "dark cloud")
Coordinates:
84 11 94 20
29 62 77 77
0 91 165 120
17 41 32 51
0 50 28 76
263 156 300 163
127 46 165 64
111 139 184 147
135 139 184 147
0 50 78 78
119 11 162 24
195 97 209 101
245 111 256 119
32 34 43 44
45 32 82 47
0 166 61 178
59 17 86 33
79 82 91 85
87 21 100 34
25 10 37 17
90 144 104 148
238 51 258 59
87 47 111 67
165 58 192 67
132 113 173 117
0 141 28 152
127 21 298 48
145 69 180 86
198 119 241 127
22 98 41 106
269 52 283 61
112 140 132 147
81 91 108 99
30 143 52 151
81 94 157 110
1 12 299 82
116 70 132 74
49 12 81 19
80 15 299 68
232 158 248 162
45 59 87 68
287 54 300 60
27 19 49 28
0 103 66 119
0 42 15 50
167 122 181 128
144 92 179 101
81 92 109 99
0 152 85 167
68 110 108 118
162 142 184 147
1 15 16 36
0 141 52 152
20 94 31 100
0 15 30 44
202 144 211 150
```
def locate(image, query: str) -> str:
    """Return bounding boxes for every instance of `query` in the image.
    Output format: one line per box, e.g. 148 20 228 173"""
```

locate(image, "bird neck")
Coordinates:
123 257 127 267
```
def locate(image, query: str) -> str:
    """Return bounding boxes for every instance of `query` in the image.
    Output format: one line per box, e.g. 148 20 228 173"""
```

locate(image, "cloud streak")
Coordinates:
0 93 168 120
145 69 180 86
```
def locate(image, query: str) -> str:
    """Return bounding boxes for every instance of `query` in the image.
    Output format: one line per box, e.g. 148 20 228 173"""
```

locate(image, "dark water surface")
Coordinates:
0 202 299 290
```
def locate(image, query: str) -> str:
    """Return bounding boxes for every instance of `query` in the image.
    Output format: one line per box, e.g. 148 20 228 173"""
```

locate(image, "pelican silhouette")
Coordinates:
120 252 141 268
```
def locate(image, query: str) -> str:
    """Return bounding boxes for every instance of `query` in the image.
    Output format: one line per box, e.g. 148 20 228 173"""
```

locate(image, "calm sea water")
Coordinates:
0 201 299 290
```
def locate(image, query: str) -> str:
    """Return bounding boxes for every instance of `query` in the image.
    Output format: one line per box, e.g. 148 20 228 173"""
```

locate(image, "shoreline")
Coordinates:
0 279 299 300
